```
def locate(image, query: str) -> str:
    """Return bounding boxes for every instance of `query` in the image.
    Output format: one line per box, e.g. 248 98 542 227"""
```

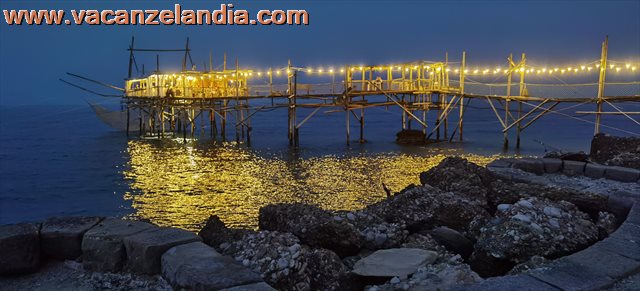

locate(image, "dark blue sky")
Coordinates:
1 0 639 106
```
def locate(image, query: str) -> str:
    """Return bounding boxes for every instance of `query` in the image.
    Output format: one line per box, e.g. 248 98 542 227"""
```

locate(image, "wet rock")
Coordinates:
430 226 473 258
221 230 356 291
82 218 155 272
258 203 362 257
352 248 437 277
0 223 40 275
41 216 103 260
396 129 426 144
470 197 599 277
199 215 254 251
590 133 640 169
161 241 263 290
123 227 201 274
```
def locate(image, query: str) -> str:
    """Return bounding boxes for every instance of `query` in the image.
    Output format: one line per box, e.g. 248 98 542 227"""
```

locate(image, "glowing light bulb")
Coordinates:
580 66 586 71
340 69 345 73
473 69 479 74
632 66 637 71
616 67 621 72
625 63 631 69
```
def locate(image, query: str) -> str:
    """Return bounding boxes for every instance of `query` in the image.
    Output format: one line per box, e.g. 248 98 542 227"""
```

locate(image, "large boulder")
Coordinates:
161 241 264 290
490 181 608 219
258 203 362 257
470 197 599 276
419 157 495 207
123 227 201 274
0 223 40 275
352 248 437 278
590 133 640 169
40 216 103 260
199 215 253 251
82 218 156 272
220 230 357 291
362 185 489 233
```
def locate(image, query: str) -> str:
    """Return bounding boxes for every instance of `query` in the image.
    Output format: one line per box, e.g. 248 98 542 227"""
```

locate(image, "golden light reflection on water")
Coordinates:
122 140 498 231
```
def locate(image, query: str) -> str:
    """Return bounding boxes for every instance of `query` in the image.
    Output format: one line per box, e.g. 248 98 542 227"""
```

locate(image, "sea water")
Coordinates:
1 101 637 229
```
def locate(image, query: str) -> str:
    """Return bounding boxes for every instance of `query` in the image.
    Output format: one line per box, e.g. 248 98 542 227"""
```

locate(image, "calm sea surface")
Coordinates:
1 102 638 230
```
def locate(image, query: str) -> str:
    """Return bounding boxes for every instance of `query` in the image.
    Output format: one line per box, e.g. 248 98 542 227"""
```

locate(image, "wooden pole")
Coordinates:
505 54 514 149
126 106 130 137
517 53 526 148
595 36 608 135
128 36 135 79
459 51 466 141
182 38 189 71
444 53 449 139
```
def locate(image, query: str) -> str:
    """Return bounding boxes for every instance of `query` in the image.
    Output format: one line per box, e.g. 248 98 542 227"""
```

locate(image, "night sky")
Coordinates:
1 0 639 106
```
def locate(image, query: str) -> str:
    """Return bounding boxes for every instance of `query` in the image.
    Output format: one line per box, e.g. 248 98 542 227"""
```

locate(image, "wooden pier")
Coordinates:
64 37 640 148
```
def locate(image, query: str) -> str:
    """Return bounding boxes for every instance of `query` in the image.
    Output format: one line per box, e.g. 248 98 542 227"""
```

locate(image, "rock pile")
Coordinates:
219 230 356 291
590 133 640 169
469 197 599 276
259 203 363 257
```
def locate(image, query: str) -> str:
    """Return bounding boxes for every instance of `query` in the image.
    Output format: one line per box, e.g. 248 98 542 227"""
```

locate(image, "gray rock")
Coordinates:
430 226 473 258
497 204 511 212
514 159 545 175
543 206 562 218
41 216 103 260
0 223 40 275
220 282 277 291
517 200 534 209
512 214 531 223
585 163 607 179
162 242 263 290
352 248 437 277
562 160 586 176
542 158 563 173
82 218 156 272
123 227 201 274
605 166 640 182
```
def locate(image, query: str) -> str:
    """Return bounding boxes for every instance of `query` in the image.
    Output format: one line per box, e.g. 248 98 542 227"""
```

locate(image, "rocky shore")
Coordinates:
1 133 639 290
